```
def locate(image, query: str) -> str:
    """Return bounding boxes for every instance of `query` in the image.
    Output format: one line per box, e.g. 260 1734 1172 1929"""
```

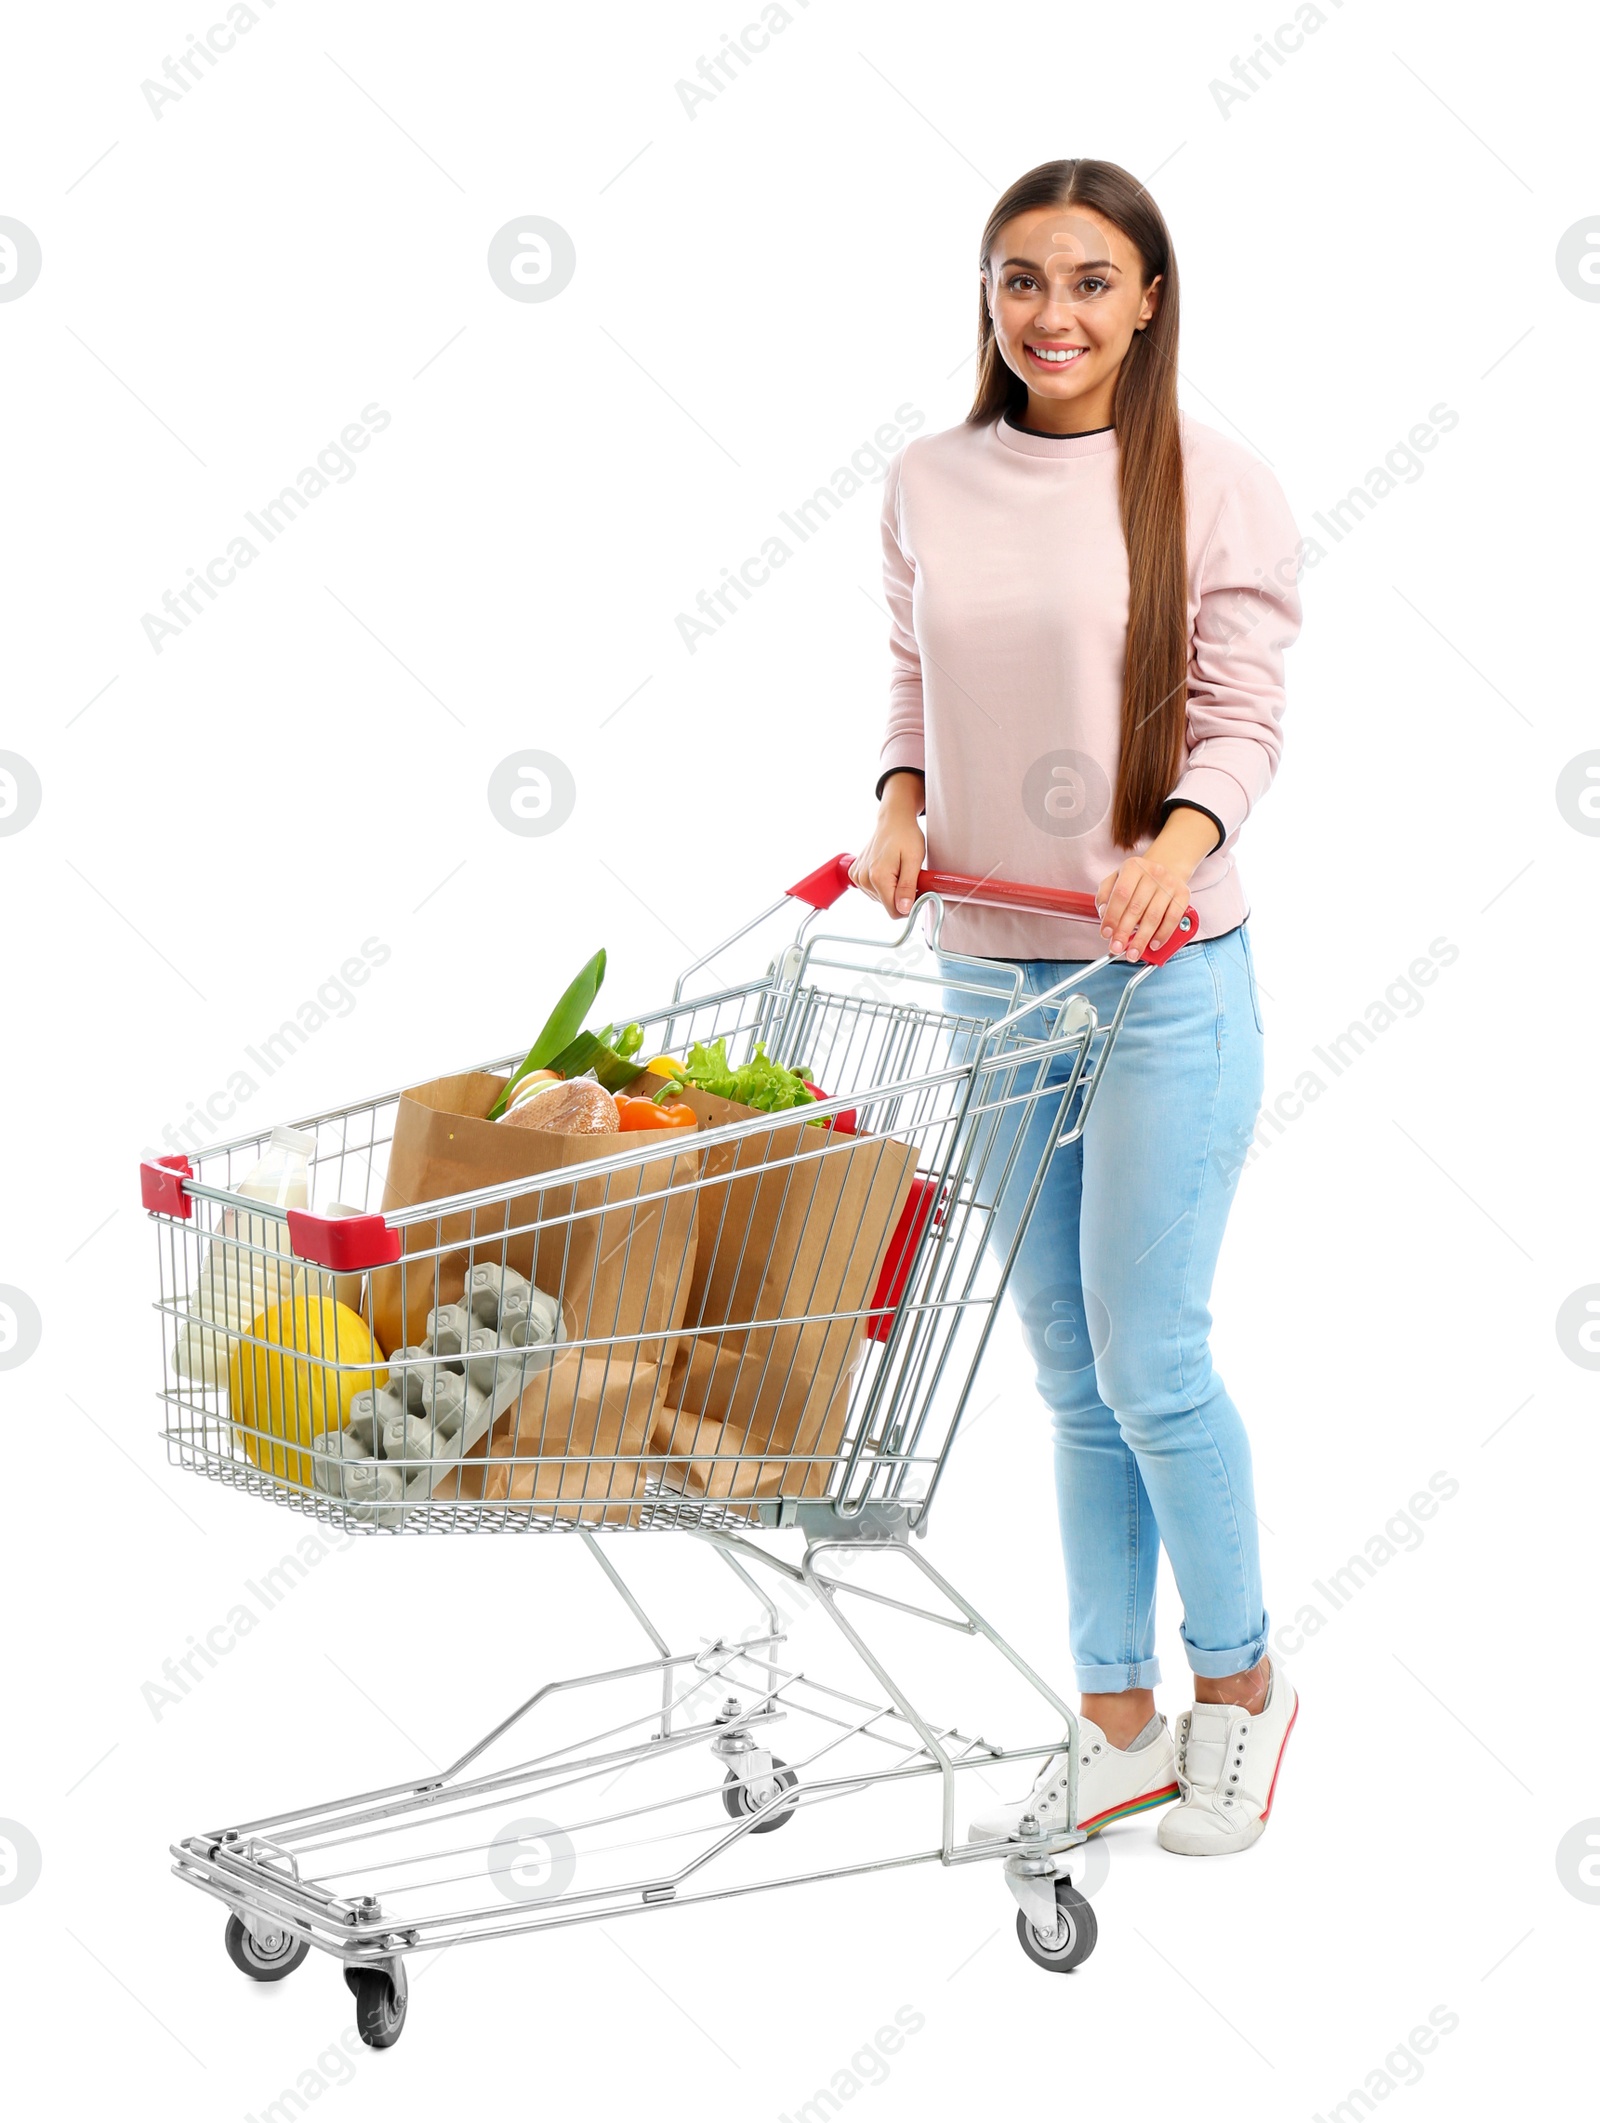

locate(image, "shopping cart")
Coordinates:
145 857 1195 2047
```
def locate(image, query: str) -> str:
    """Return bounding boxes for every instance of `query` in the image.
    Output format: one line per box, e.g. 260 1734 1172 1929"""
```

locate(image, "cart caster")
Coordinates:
223 1912 310 1982
721 1756 800 1834
345 1960 408 2048
1015 1879 1098 1974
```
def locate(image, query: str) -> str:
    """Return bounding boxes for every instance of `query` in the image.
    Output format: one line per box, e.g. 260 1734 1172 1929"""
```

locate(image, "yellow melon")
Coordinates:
229 1295 383 1490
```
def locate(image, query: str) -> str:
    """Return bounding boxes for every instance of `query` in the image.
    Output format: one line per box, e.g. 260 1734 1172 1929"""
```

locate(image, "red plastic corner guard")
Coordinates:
785 853 856 911
140 1154 194 1218
866 1176 944 1343
286 1208 403 1273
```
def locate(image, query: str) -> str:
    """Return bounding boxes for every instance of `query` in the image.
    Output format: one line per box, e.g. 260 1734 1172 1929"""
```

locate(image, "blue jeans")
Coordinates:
938 926 1268 1693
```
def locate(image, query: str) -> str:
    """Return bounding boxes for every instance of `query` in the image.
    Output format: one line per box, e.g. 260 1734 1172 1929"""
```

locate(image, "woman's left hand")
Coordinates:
1095 854 1195 960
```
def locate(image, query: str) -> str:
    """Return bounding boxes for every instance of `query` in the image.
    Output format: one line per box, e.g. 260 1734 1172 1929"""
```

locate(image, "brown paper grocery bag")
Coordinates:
648 1088 918 1499
443 1345 667 1524
365 1071 699 1366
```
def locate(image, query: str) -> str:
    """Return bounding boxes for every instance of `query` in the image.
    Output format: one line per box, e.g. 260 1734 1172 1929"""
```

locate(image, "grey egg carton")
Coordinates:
308 1263 563 1525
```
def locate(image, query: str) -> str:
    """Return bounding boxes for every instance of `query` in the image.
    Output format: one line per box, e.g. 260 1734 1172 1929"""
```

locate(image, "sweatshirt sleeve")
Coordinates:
877 449 927 790
1167 459 1303 850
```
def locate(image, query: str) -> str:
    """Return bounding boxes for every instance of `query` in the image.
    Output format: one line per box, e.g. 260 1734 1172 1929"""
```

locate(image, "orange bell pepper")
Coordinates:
614 1094 697 1132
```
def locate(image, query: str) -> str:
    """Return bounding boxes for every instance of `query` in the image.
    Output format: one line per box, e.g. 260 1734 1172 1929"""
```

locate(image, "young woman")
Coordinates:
851 159 1303 1855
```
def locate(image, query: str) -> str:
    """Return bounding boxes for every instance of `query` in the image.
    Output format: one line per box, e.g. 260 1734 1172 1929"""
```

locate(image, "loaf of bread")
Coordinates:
497 1078 619 1133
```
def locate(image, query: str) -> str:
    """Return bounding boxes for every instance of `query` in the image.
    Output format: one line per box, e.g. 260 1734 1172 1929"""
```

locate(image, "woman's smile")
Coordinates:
1023 341 1089 369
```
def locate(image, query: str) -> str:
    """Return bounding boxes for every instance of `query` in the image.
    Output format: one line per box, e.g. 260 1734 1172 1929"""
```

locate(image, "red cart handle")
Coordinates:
785 853 1198 968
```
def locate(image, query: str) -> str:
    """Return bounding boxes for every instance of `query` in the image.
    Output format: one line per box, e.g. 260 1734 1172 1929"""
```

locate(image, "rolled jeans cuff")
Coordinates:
1074 1656 1163 1693
1179 1612 1270 1681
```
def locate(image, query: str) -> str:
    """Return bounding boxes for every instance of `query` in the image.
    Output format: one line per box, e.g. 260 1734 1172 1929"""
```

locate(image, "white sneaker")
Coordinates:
967 1715 1180 1843
1157 1669 1298 1856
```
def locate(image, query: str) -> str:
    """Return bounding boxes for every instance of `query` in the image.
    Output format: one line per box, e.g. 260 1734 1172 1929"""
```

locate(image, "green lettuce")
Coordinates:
671 1038 818 1113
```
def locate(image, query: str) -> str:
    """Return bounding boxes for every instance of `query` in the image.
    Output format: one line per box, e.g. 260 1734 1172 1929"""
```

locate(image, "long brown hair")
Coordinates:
970 159 1186 850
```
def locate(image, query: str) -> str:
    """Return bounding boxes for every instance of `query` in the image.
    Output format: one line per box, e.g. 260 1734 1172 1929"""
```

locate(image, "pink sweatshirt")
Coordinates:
877 410 1303 959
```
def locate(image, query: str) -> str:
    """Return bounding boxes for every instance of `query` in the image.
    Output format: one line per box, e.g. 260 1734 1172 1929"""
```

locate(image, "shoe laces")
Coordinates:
1174 1706 1251 1807
1030 1734 1104 1808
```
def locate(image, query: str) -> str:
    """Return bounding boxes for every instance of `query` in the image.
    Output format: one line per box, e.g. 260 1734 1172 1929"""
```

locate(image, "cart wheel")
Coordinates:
1015 1881 1098 1974
345 1962 408 2048
721 1756 800 1834
223 1912 310 1982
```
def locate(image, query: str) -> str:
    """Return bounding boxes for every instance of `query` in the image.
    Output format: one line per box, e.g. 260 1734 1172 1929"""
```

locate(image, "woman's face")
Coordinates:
984 203 1161 427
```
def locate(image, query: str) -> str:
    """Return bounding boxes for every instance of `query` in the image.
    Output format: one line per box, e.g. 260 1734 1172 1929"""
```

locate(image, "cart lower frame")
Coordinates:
173 1517 1100 2044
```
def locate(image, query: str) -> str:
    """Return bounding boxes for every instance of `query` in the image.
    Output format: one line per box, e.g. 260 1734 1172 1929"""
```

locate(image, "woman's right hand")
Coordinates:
849 772 926 917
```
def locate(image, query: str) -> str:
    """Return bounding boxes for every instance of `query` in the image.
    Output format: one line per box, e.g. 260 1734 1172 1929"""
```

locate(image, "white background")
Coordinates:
2 1 1597 2116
